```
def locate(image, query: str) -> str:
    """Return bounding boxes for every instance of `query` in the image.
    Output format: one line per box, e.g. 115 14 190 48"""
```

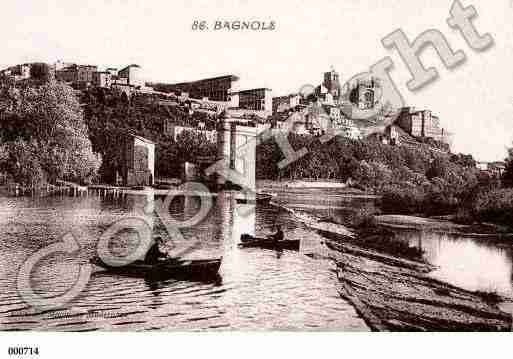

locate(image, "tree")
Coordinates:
29 63 51 81
353 160 392 192
450 153 476 168
503 145 513 188
426 156 450 180
0 79 101 186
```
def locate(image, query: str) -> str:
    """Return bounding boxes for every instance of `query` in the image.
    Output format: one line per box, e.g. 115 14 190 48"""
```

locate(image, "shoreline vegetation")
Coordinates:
258 179 513 235
264 186 512 331
257 133 513 232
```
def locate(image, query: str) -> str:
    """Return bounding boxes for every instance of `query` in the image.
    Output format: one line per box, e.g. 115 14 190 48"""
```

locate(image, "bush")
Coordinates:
353 160 393 192
381 185 425 214
6 140 45 187
453 207 475 225
473 189 513 226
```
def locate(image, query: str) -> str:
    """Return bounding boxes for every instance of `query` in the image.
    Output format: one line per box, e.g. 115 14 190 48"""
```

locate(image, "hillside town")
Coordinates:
0 60 507 184
0 62 447 143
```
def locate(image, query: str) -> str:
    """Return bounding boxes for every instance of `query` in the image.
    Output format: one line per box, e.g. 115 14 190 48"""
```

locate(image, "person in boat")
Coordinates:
144 236 168 264
271 225 284 244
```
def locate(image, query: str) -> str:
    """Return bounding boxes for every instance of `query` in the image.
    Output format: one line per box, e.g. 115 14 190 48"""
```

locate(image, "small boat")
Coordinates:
238 234 300 251
256 193 273 204
235 197 249 204
90 256 222 281
131 185 147 191
235 193 274 204
153 183 177 190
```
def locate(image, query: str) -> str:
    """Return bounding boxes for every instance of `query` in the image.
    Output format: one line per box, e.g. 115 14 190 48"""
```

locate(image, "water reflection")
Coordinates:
270 186 513 302
0 190 365 331
393 231 513 297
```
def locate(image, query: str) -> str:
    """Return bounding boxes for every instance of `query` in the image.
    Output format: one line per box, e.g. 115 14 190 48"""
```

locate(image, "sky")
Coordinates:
1 0 512 161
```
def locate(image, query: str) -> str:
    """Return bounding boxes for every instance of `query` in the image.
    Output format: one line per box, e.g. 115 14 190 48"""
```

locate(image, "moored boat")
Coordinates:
238 234 300 251
90 256 222 281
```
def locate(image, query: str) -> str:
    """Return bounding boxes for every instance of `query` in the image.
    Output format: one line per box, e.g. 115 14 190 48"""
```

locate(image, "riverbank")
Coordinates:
258 179 349 189
309 214 513 330
310 217 513 330
263 184 513 330
326 239 511 331
257 180 380 200
376 214 513 238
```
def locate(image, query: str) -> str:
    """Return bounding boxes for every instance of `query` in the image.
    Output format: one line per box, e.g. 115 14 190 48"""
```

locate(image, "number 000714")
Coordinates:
8 347 39 356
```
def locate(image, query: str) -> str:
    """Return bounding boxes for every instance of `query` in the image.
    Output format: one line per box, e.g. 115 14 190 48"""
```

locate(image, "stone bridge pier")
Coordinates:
216 115 257 192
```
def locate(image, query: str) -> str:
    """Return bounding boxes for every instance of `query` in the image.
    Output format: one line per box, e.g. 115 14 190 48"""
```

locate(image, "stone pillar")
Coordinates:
216 116 233 186
215 114 257 192
233 125 256 193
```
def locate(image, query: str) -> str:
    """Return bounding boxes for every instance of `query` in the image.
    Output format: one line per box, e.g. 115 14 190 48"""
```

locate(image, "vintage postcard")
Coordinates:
0 0 512 357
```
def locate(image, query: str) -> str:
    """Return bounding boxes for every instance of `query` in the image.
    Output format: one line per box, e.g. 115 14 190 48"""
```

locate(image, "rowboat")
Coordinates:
90 256 222 281
131 186 147 190
256 193 274 204
238 234 300 251
235 193 274 204
153 183 177 190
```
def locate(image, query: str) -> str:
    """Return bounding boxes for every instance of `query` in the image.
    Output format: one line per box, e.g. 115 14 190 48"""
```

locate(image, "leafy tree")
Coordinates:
0 79 101 186
503 145 513 188
450 153 476 168
29 63 51 81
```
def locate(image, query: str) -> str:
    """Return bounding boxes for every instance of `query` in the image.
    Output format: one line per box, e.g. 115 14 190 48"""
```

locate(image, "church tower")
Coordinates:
322 66 341 102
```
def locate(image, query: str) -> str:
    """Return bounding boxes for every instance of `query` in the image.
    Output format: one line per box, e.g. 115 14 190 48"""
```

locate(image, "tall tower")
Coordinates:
323 66 341 101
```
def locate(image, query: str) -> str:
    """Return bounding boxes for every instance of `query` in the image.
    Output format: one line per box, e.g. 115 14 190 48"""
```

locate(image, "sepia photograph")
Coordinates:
0 0 512 357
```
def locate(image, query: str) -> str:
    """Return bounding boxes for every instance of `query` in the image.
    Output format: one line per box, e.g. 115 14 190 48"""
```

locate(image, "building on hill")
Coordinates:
0 63 32 81
476 161 505 177
154 75 240 102
54 60 75 71
348 77 379 110
384 124 419 147
118 64 143 87
394 107 452 148
1 62 59 82
13 64 31 80
315 84 335 105
322 67 342 102
106 67 118 76
272 93 302 114
55 64 98 86
121 134 155 187
321 104 342 122
112 76 128 85
92 71 112 88
111 82 136 99
230 88 272 115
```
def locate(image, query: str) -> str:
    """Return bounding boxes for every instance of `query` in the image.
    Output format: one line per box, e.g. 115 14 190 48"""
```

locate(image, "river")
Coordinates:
271 186 513 303
0 189 366 331
3 186 512 331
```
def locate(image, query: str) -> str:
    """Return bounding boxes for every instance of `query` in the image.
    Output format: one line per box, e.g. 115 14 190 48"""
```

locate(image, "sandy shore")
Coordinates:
257 180 380 200
258 179 349 189
376 214 468 230
376 214 513 238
